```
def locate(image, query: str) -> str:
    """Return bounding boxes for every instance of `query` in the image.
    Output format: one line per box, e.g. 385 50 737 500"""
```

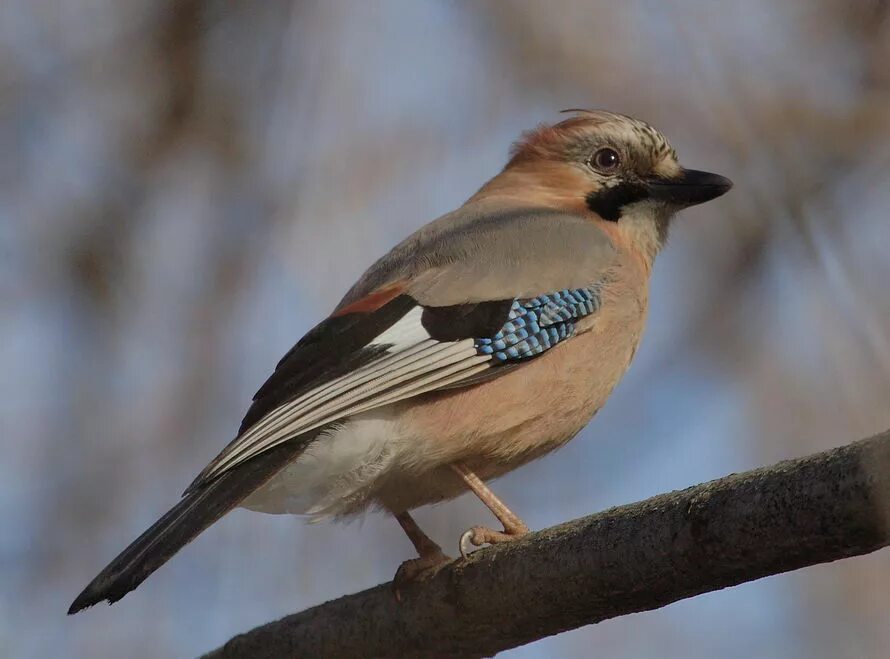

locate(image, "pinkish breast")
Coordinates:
369 263 649 513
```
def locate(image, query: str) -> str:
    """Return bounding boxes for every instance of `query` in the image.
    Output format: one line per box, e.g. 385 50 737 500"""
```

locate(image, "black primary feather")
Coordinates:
183 294 418 496
239 294 417 434
68 429 325 614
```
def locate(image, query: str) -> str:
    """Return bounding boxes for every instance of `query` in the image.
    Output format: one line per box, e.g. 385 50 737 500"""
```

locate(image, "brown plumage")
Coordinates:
70 110 731 612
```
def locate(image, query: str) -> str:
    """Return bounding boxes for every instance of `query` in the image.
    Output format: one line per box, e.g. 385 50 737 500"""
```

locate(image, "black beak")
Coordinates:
647 168 733 208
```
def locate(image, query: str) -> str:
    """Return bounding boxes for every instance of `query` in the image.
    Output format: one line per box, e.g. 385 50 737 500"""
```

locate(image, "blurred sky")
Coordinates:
2 1 890 657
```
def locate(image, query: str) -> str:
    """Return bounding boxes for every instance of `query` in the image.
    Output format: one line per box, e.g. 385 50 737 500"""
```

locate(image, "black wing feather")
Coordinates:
238 294 417 434
420 300 514 342
68 428 325 614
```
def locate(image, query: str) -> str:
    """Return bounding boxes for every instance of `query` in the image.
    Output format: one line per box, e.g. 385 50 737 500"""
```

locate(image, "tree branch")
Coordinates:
203 431 890 659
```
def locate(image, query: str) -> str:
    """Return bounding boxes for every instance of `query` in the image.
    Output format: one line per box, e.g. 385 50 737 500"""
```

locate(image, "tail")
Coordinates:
68 436 314 614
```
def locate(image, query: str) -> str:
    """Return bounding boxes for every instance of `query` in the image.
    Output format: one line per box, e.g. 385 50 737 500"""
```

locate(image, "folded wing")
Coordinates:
189 283 606 491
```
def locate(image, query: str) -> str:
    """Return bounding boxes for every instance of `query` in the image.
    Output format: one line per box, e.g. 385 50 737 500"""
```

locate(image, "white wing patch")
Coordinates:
202 307 491 481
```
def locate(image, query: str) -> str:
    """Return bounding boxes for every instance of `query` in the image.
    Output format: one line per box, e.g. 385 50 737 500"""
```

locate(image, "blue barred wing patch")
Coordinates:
475 287 601 362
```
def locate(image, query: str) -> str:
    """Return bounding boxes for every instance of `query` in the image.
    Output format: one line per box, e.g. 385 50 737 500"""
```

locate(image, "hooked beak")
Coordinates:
646 168 733 208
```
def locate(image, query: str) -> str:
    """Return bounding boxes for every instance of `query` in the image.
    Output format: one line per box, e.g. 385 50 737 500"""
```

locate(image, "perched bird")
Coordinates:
69 110 731 613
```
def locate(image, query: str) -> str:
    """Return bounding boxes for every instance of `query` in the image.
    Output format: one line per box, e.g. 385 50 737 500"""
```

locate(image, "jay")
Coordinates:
70 110 731 612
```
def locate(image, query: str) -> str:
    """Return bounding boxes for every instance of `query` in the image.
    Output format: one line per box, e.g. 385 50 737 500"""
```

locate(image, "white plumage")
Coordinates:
241 412 405 517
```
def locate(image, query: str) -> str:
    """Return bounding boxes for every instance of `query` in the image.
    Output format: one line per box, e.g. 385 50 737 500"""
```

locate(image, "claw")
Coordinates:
459 529 477 559
392 550 451 601
458 524 529 560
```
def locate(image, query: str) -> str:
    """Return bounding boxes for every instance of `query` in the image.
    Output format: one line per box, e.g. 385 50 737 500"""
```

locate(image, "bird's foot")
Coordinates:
392 549 452 601
459 523 529 559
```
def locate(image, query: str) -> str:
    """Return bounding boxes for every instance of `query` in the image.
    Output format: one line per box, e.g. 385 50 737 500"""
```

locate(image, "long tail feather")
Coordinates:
68 433 318 614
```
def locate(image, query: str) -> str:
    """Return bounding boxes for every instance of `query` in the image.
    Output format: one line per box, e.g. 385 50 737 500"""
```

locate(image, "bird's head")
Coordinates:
474 110 732 262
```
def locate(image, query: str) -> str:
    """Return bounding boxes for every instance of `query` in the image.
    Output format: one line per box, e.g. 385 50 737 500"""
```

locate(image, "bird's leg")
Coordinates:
392 511 451 600
450 462 530 558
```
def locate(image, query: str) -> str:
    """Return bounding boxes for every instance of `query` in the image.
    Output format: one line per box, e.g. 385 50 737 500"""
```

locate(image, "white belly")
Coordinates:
240 411 405 518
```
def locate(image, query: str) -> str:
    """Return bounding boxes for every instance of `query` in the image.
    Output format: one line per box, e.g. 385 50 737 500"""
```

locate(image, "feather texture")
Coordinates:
195 285 604 487
193 305 492 486
477 287 601 361
68 429 324 612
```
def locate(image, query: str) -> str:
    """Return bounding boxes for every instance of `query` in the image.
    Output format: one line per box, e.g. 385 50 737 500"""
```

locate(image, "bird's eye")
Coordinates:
589 148 621 173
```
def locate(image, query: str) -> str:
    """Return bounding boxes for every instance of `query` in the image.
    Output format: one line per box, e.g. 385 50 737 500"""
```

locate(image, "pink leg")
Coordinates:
392 511 451 600
450 462 530 558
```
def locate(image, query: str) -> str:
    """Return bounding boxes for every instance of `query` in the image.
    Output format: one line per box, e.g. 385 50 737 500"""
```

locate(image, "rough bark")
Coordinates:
203 431 890 659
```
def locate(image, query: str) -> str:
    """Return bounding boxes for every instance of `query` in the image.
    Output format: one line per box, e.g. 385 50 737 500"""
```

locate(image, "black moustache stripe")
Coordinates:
585 182 649 222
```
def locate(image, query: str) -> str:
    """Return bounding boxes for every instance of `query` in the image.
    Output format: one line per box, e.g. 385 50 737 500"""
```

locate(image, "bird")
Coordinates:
69 109 732 613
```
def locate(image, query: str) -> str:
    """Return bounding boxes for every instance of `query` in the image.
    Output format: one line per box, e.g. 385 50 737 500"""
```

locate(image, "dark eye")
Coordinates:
589 147 620 173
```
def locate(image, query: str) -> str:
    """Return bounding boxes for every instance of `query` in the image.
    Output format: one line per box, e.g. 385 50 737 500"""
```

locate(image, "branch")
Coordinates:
203 432 890 659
